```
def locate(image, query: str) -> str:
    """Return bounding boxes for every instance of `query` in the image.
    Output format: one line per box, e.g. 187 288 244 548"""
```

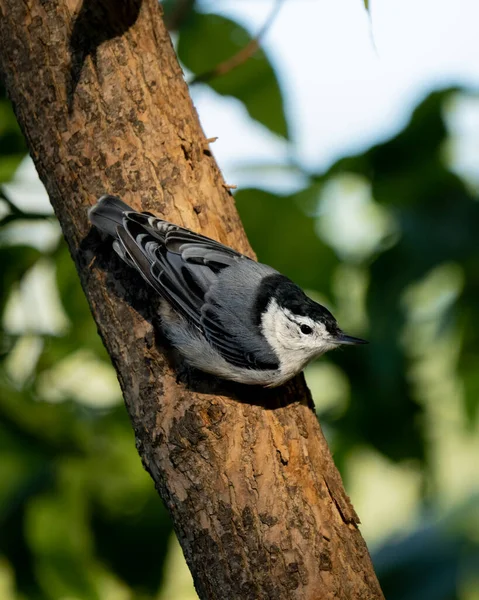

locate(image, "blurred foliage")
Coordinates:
177 10 289 138
1 3 478 599
236 90 479 463
0 82 26 182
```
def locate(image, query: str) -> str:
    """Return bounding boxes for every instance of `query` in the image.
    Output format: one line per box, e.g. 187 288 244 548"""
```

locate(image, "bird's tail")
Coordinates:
88 195 133 238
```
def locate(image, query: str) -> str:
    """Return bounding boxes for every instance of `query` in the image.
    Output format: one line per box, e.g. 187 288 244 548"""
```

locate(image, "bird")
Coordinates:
89 195 367 387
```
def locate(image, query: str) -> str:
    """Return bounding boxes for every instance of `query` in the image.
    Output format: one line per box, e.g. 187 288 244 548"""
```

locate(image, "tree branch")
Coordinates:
190 0 285 85
0 0 384 598
0 187 51 225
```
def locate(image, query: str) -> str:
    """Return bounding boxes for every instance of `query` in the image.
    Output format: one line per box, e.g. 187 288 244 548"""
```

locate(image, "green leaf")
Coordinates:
26 487 101 600
0 246 41 313
0 154 24 182
177 12 288 138
0 94 27 182
373 504 479 600
162 0 195 31
36 242 108 371
235 188 338 295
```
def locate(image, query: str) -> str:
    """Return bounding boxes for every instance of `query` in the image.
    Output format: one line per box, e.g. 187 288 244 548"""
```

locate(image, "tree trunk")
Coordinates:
0 1 384 598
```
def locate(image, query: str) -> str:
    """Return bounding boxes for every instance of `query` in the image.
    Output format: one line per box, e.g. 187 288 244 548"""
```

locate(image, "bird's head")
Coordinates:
259 277 366 375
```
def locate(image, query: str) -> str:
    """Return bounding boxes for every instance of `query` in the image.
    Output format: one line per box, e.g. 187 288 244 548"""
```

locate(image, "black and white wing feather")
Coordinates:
89 195 278 370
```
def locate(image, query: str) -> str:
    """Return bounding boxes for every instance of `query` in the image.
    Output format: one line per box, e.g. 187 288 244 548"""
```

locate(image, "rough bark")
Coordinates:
0 1 384 598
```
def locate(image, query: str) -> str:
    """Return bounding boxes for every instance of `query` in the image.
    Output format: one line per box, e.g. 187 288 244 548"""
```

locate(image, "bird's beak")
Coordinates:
336 332 368 345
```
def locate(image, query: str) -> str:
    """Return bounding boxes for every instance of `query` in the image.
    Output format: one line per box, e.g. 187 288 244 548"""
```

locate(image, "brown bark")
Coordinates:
0 1 384 598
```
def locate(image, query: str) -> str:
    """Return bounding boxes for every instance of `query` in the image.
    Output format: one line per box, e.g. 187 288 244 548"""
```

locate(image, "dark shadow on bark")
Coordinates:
67 0 143 114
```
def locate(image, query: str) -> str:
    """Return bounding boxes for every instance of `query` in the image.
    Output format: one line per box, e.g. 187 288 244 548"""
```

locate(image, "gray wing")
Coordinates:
115 211 279 370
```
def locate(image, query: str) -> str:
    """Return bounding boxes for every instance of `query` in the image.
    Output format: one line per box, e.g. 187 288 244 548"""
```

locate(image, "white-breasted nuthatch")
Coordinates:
89 195 367 387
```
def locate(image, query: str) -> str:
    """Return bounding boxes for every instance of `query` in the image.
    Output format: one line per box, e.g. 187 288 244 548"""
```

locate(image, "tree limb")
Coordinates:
0 0 384 598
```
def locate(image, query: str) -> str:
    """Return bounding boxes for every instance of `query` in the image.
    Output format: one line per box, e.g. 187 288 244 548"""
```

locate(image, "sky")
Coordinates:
191 0 479 189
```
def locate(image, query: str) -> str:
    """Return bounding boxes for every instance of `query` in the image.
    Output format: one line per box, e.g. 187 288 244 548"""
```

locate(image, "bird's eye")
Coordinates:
300 324 313 335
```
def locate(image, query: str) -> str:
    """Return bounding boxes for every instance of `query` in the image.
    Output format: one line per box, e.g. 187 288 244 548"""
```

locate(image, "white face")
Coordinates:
260 299 341 377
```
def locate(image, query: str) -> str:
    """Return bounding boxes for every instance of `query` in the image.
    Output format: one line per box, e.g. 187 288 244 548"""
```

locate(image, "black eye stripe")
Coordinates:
284 315 313 334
